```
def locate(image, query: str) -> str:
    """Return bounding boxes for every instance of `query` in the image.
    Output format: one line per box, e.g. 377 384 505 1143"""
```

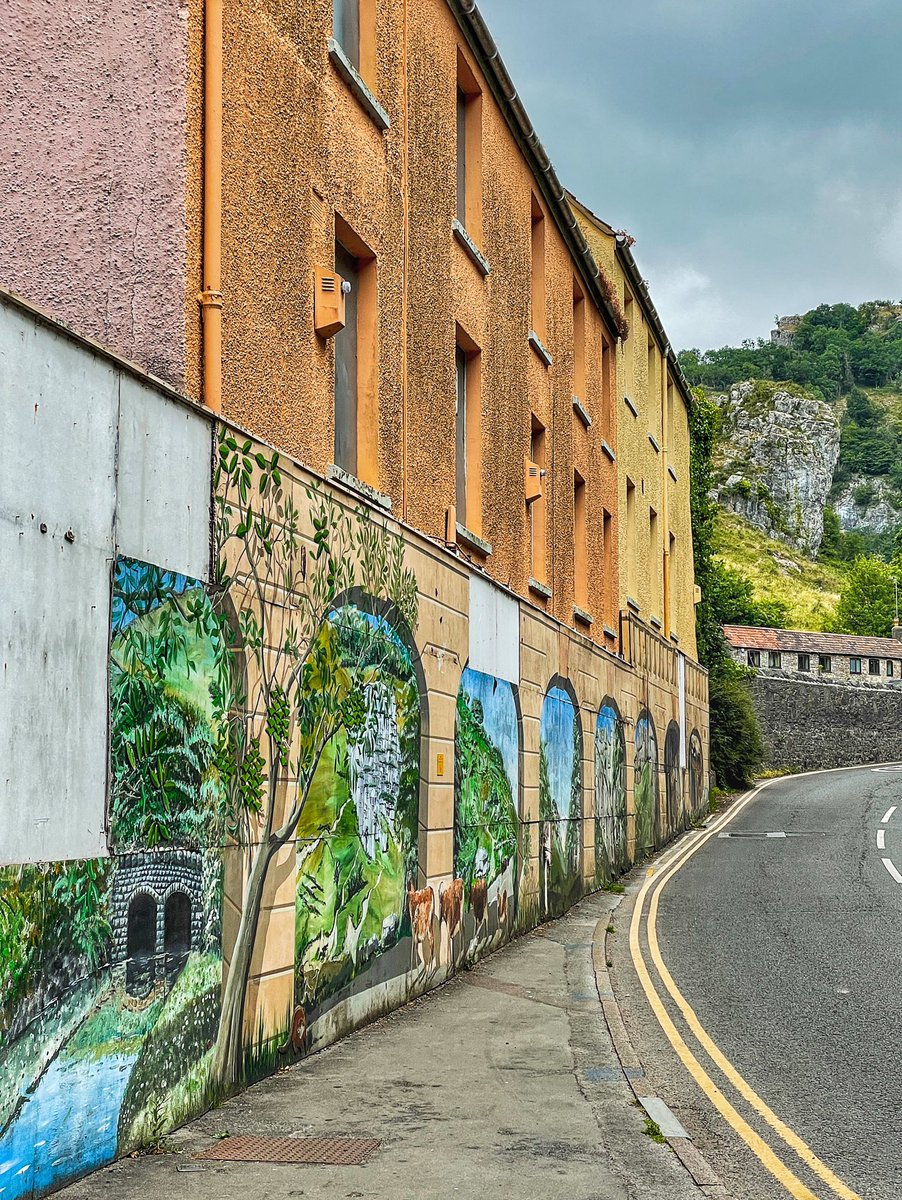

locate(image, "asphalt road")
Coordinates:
610 765 902 1200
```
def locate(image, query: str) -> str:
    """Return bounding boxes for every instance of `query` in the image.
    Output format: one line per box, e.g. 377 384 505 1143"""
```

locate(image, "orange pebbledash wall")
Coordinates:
183 0 647 653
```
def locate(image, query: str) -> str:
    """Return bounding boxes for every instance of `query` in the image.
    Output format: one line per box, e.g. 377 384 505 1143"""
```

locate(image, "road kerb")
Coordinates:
590 872 732 1197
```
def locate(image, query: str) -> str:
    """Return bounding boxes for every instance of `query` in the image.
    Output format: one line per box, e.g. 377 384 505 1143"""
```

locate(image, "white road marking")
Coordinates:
873 766 902 773
881 805 897 824
637 1095 690 1139
766 831 786 838
881 858 902 884
877 829 886 850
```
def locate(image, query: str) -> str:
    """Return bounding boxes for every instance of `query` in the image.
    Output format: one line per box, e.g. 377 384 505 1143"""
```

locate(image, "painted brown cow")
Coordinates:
408 883 435 969
438 877 464 964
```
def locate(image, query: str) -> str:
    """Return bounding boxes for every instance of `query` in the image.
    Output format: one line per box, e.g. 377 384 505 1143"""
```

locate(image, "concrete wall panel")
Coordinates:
0 302 118 863
469 573 519 683
117 376 213 581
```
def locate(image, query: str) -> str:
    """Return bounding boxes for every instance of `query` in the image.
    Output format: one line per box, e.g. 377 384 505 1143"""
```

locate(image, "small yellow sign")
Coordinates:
436 753 445 778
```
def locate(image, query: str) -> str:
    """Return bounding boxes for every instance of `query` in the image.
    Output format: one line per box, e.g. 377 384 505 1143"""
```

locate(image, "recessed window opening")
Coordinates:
334 218 378 486
748 649 761 667
850 657 862 675
868 658 881 676
769 651 782 669
456 51 483 239
798 653 810 672
530 415 547 582
456 326 482 536
574 471 587 609
819 654 832 673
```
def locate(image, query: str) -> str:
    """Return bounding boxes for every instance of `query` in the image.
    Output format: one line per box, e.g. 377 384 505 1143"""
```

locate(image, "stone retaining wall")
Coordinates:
750 674 902 771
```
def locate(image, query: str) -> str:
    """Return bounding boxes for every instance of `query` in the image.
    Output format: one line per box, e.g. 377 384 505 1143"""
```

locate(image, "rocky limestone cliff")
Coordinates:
832 475 902 536
712 380 840 555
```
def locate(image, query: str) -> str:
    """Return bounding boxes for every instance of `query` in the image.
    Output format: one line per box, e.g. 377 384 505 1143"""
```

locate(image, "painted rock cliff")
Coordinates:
712 380 840 555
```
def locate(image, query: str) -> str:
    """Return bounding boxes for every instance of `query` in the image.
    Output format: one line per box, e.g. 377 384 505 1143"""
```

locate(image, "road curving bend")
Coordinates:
609 764 902 1200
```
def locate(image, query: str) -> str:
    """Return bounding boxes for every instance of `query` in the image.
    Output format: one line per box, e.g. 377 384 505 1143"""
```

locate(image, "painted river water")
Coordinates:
0 1050 137 1200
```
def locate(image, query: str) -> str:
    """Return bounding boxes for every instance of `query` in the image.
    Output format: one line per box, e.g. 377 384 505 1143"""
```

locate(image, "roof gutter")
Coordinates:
613 232 695 409
449 0 626 341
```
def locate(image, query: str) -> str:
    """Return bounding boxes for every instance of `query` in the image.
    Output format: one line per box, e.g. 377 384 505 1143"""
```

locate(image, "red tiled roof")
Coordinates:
723 625 902 659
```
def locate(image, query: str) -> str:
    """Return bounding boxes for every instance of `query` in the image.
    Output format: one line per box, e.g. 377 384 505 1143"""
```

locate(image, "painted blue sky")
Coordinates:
541 686 578 821
460 668 519 795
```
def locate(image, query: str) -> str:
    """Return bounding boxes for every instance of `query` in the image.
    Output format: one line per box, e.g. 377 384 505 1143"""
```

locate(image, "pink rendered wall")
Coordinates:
0 1 189 387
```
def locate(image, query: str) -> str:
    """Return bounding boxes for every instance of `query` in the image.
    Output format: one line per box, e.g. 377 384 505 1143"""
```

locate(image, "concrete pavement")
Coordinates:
56 893 710 1200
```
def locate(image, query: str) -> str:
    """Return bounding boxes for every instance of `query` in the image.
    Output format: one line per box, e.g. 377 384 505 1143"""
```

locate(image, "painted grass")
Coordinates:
714 510 846 632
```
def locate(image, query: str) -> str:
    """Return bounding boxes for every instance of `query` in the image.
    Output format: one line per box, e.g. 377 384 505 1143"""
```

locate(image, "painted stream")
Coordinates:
0 1049 137 1200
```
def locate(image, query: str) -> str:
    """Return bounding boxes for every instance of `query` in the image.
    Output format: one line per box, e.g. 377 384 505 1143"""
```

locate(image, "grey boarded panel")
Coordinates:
469 573 519 684
0 301 118 550
117 375 213 582
0 301 116 863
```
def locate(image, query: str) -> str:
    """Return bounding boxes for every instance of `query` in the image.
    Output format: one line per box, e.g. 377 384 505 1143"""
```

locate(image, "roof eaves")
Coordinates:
566 192 695 412
448 1 626 342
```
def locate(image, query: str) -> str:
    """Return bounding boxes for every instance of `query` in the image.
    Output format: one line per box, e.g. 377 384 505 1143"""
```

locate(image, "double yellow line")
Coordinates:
629 780 861 1200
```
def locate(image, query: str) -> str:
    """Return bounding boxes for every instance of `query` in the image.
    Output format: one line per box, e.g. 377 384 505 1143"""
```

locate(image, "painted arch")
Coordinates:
688 730 707 821
634 710 660 860
664 721 682 837
538 681 583 918
594 699 627 882
295 603 421 1012
453 667 520 965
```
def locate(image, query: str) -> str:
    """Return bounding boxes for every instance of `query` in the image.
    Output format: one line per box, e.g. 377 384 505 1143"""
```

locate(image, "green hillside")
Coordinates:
714 510 846 632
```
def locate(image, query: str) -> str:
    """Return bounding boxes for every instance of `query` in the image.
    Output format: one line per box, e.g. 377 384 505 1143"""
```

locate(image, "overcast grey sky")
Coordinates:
477 0 902 351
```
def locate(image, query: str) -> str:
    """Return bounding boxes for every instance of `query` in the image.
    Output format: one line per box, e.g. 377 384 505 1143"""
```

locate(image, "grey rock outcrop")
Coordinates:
832 475 901 536
712 381 840 555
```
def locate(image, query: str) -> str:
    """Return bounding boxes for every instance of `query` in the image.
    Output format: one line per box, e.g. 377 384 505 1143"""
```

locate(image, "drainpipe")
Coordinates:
199 0 223 413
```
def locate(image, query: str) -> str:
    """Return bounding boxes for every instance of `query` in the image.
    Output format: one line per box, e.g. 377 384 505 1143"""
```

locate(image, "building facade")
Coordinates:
724 626 902 686
0 2 709 1195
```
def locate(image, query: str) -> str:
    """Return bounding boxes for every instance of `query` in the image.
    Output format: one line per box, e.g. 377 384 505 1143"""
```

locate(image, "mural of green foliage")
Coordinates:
0 557 228 1200
294 606 420 1010
538 685 583 918
634 712 660 859
211 427 419 1087
594 701 627 883
454 677 518 893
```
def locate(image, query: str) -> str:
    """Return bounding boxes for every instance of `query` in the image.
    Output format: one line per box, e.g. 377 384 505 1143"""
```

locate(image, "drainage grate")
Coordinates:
196 1136 380 1165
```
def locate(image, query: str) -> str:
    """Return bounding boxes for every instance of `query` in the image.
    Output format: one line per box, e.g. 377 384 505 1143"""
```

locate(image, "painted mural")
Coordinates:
634 711 660 860
294 607 420 1020
594 700 627 883
212 430 420 1081
664 721 683 837
0 557 228 1200
688 730 707 821
538 684 583 918
452 668 519 963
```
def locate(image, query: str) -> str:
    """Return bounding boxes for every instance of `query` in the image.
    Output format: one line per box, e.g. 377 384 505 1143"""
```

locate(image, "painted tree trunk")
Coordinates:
210 835 278 1089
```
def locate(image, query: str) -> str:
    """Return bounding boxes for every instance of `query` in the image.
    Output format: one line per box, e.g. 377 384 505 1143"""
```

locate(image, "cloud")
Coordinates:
476 0 902 348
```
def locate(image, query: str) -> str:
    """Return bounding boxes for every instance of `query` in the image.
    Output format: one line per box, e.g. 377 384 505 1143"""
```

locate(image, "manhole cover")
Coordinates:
196 1136 380 1165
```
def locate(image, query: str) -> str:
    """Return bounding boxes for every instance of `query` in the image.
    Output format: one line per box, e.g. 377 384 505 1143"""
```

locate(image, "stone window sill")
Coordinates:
327 39 390 131
626 596 641 614
648 433 660 453
650 615 663 630
668 464 678 483
601 439 616 463
603 623 619 641
624 394 638 418
452 220 490 277
572 396 592 429
573 605 593 627
456 523 492 556
327 463 392 511
528 329 553 367
528 576 552 599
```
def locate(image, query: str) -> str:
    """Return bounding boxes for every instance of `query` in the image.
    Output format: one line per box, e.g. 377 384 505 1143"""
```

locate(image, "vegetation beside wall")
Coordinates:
689 390 763 788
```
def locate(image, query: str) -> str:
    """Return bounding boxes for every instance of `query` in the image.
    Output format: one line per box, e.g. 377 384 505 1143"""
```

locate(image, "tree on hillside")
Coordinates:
832 556 900 638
